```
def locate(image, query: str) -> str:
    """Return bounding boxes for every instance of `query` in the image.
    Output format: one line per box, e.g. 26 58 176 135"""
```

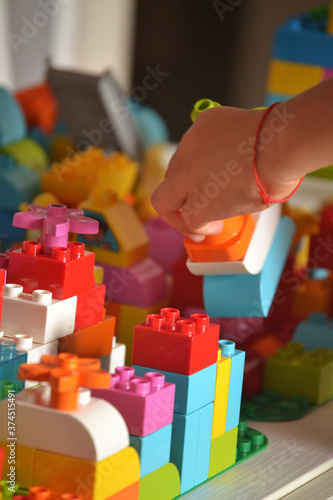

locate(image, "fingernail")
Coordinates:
187 234 206 243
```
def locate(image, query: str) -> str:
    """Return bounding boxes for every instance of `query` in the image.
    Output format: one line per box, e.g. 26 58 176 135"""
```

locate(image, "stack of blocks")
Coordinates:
78 190 169 365
132 307 245 493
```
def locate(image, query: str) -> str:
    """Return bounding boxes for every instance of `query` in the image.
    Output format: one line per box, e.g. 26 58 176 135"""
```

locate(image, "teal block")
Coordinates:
133 363 217 414
0 88 26 146
0 155 40 210
170 403 213 494
265 92 292 107
130 424 172 477
220 340 245 433
0 341 27 399
293 313 333 350
203 217 295 317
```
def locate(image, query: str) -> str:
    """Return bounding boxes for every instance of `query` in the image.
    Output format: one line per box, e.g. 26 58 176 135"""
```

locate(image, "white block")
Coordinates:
100 337 126 374
186 204 281 275
1 285 77 344
0 390 129 462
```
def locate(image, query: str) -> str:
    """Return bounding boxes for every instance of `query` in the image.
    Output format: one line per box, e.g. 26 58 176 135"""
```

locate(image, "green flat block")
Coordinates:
0 137 48 174
208 426 238 478
308 165 333 180
242 390 317 421
139 463 180 500
236 419 268 466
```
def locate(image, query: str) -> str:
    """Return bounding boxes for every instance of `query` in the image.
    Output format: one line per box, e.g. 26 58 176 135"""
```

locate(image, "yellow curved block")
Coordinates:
267 59 324 95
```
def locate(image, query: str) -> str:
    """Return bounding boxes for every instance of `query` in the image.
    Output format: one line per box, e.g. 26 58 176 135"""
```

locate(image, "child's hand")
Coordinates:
151 105 298 241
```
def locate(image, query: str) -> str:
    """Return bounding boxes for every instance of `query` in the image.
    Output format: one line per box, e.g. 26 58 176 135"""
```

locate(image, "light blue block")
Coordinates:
203 217 295 317
273 26 333 66
133 363 217 415
220 340 245 433
130 424 172 477
265 92 292 107
293 313 333 350
0 88 26 147
170 403 213 494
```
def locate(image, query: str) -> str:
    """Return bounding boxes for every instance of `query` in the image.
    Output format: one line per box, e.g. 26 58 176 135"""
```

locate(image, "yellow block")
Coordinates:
0 441 36 489
211 350 232 439
328 2 333 35
94 265 104 285
267 59 324 95
32 446 140 500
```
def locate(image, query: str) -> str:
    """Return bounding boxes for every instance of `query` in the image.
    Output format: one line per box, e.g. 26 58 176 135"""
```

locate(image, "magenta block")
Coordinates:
98 257 169 306
144 218 186 274
324 67 333 80
92 367 175 436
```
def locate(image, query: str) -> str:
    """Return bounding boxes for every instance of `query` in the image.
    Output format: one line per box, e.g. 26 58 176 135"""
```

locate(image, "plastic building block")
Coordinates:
1 285 77 344
144 218 186 274
8 485 82 500
18 353 110 411
42 148 139 207
0 269 4 325
91 367 175 436
8 241 95 300
0 387 129 462
138 463 180 500
0 88 26 146
266 59 323 95
184 215 256 263
241 389 316 421
74 284 105 331
130 100 169 148
15 82 58 135
31 446 140 500
0 138 48 175
13 204 99 255
293 269 333 319
170 402 213 493
132 308 220 375
309 203 333 270
203 216 295 317
133 362 217 415
273 26 333 66
130 424 171 477
172 257 204 311
93 265 104 285
219 340 245 433
58 316 115 358
264 342 333 405
208 426 238 478
105 299 169 366
0 442 36 489
265 92 292 106
100 337 126 374
0 156 40 211
78 191 149 268
235 418 268 464
0 341 26 399
293 313 333 350
100 257 169 306
187 204 281 275
211 349 232 439
107 482 139 500
0 446 4 480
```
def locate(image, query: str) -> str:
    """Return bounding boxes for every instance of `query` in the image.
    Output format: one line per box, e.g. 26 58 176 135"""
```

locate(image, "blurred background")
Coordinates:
0 0 329 140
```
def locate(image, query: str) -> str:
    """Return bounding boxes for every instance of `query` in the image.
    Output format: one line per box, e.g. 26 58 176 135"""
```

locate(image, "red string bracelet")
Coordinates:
252 102 304 205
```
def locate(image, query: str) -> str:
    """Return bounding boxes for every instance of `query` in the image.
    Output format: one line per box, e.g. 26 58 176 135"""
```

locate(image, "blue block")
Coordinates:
273 26 333 67
265 92 292 107
220 340 245 433
133 363 217 415
293 313 333 350
0 88 27 147
170 403 213 493
0 209 26 252
0 341 27 399
0 155 40 210
203 217 295 317
130 424 172 477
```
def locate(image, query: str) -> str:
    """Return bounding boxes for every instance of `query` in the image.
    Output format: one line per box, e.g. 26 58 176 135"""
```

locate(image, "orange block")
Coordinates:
184 214 256 262
15 82 58 134
293 272 333 320
58 315 115 357
250 335 283 359
106 482 139 499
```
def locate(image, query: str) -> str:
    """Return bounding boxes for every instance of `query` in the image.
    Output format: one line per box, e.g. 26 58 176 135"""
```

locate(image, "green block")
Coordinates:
308 164 333 180
0 137 48 174
139 463 180 500
236 419 268 465
208 426 238 478
264 342 333 405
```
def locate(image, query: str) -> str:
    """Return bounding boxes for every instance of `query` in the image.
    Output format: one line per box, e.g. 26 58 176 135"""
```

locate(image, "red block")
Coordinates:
8 241 95 300
92 366 175 436
309 203 333 270
132 308 219 375
0 269 5 326
0 445 4 480
75 284 105 331
172 257 204 313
